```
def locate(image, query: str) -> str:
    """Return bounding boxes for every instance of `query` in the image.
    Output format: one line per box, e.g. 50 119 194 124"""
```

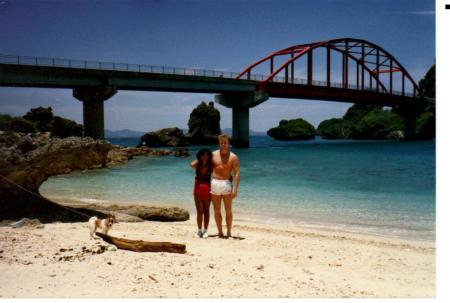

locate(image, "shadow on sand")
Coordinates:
208 234 246 240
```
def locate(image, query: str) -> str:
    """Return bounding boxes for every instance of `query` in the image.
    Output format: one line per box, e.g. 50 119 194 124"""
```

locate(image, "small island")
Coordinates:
267 118 315 140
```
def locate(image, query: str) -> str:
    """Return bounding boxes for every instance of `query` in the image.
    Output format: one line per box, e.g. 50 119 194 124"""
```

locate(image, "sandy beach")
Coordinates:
0 217 435 298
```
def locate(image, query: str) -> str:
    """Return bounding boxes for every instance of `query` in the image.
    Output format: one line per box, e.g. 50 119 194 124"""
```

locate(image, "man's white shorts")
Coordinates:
210 178 233 195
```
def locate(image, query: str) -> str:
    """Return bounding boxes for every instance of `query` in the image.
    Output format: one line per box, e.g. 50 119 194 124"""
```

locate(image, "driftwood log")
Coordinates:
95 232 186 254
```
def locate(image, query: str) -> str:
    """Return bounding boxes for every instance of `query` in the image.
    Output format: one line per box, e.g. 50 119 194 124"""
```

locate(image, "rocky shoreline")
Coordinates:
0 131 189 223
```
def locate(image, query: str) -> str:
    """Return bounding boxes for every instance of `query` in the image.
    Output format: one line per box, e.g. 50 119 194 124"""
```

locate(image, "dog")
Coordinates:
88 214 117 238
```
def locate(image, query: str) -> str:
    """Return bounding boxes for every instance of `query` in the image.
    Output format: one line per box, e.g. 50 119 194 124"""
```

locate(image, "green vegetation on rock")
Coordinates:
0 114 38 133
352 109 405 140
267 118 315 140
317 118 347 139
418 64 435 99
317 64 436 141
187 101 221 145
1 107 83 138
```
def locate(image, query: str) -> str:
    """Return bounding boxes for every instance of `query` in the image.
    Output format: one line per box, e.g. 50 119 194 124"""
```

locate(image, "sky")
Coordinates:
0 0 435 132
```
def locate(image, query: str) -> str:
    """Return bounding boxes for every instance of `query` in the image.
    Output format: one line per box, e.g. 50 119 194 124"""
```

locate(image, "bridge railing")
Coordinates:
0 54 414 97
0 54 244 79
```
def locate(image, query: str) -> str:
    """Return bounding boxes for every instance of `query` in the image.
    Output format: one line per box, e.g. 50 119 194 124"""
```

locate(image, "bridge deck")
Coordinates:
0 54 417 107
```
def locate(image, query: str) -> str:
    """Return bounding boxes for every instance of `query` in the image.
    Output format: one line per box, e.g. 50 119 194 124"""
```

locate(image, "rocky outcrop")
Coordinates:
267 118 316 140
317 104 406 140
81 204 189 222
186 102 221 145
106 146 174 167
139 127 188 147
0 131 113 222
174 147 189 157
0 131 190 223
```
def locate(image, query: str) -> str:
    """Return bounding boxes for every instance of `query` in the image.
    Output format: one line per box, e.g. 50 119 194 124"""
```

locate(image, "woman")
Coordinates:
190 149 213 238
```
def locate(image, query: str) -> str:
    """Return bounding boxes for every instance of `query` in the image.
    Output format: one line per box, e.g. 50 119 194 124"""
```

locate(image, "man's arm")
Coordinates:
231 156 240 199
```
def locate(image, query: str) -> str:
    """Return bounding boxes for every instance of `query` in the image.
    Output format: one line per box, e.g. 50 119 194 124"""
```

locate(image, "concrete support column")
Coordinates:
215 91 269 148
232 107 250 148
82 99 105 139
73 86 117 139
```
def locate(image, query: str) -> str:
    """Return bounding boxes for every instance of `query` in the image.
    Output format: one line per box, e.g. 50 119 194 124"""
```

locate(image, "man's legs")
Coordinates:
223 194 233 237
211 194 224 237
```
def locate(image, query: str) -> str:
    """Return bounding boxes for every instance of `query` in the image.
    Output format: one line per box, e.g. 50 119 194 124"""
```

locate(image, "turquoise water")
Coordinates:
40 136 435 241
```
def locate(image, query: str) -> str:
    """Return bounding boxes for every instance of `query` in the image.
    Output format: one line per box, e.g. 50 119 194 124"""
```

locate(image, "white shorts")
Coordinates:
210 178 233 196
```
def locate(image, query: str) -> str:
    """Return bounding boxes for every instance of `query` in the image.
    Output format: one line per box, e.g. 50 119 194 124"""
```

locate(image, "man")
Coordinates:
210 134 240 238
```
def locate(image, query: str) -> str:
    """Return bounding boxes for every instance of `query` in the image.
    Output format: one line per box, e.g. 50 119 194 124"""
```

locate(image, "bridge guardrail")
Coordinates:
0 54 413 97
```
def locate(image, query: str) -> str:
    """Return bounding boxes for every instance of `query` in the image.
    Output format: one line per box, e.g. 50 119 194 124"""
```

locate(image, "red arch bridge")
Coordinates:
0 38 420 148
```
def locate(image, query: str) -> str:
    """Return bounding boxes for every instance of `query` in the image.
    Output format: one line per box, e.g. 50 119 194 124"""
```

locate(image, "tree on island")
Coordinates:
0 107 83 138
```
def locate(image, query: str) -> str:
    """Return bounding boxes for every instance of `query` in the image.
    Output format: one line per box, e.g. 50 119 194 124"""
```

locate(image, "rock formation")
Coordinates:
139 127 188 147
106 145 174 167
83 204 189 222
0 131 189 223
0 131 112 222
186 102 221 145
317 104 406 140
317 64 436 141
267 118 316 140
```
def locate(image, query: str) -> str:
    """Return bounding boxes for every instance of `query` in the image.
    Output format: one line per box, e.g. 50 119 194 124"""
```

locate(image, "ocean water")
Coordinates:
40 136 435 241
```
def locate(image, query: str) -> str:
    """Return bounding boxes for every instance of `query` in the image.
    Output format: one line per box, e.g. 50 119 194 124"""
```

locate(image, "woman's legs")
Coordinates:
202 196 211 230
194 194 204 230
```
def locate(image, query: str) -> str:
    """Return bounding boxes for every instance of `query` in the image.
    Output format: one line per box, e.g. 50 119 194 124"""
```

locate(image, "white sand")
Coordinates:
0 218 435 298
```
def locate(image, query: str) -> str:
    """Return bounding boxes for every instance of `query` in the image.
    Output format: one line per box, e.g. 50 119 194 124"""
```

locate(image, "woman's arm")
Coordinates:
190 159 198 169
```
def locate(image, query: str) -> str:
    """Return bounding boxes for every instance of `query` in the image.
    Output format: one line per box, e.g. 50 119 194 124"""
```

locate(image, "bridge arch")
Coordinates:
236 38 419 97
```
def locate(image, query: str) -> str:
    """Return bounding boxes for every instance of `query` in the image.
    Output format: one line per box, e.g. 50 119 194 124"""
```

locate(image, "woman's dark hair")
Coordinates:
196 149 212 178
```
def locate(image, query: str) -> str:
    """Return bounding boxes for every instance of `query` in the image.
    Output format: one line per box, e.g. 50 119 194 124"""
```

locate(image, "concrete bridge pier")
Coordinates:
73 86 117 139
215 92 269 148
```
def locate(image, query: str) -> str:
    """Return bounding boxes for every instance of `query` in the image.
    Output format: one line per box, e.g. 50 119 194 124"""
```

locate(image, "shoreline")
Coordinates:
0 218 435 297
40 193 435 243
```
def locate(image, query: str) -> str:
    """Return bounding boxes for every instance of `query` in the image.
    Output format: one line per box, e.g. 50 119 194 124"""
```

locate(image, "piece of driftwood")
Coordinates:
95 232 186 254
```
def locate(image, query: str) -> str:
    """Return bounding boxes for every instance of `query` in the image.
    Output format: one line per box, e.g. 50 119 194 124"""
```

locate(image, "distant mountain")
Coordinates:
221 128 267 136
104 128 267 138
105 129 145 138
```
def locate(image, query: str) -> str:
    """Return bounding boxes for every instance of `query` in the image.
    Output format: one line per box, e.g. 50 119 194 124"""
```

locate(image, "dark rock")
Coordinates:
140 127 188 147
386 130 405 140
174 147 189 157
267 118 315 140
106 145 174 167
80 204 189 222
0 132 113 222
136 207 189 221
186 102 221 145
